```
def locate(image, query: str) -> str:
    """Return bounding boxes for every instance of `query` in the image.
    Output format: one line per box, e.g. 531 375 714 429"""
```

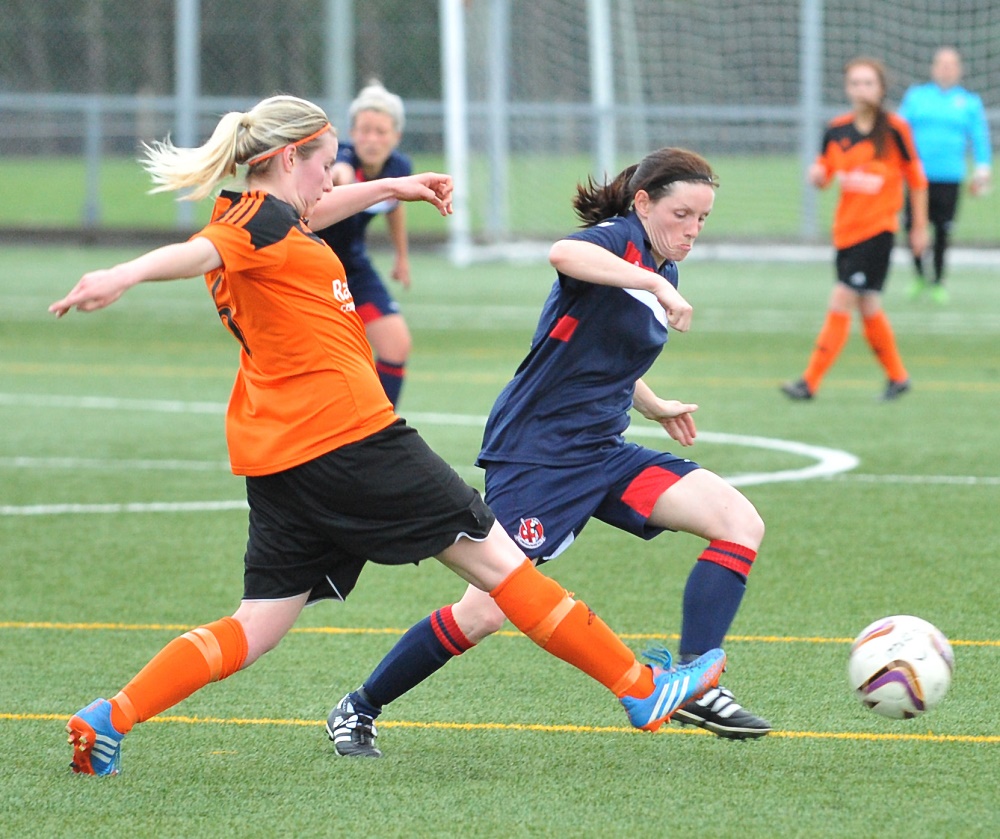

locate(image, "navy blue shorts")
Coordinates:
344 256 400 324
243 421 494 603
835 231 894 292
482 442 701 562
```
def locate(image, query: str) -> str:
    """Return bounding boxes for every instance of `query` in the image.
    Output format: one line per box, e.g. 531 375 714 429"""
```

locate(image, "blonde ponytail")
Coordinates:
141 95 333 201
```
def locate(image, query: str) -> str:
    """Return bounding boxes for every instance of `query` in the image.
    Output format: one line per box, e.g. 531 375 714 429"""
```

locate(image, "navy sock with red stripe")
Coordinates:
375 359 405 407
357 605 473 715
679 540 756 659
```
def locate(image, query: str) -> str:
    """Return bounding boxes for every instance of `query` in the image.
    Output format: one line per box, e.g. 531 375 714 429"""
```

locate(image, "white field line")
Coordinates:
2 500 249 516
833 473 1000 486
456 241 1000 268
0 456 230 472
0 393 225 414
397 303 1000 335
1 394 994 516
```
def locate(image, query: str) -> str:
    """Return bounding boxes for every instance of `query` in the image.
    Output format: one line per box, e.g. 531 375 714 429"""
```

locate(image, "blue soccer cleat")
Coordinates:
621 647 726 732
67 698 125 776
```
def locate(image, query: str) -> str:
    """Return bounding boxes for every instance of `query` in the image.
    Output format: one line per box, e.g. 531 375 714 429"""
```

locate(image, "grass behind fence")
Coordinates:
3 153 999 244
1 245 998 837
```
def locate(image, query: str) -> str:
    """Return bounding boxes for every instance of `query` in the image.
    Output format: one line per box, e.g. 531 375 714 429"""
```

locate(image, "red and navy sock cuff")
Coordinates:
431 605 475 656
698 540 757 580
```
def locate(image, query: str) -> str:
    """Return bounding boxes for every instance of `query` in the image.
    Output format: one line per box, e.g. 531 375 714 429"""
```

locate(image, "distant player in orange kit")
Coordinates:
782 57 928 402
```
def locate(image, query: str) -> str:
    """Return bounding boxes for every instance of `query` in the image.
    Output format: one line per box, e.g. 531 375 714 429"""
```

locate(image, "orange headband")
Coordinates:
245 123 332 166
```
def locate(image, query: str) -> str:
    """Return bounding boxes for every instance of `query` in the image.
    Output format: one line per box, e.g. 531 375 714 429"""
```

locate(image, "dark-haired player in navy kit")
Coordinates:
327 147 772 757
315 81 413 406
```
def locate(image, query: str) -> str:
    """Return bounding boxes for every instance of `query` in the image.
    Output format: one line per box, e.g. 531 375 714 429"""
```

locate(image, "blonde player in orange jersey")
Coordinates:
782 57 928 402
50 94 724 776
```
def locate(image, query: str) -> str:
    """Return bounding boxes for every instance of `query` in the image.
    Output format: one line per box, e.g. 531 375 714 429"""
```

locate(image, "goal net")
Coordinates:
450 0 999 260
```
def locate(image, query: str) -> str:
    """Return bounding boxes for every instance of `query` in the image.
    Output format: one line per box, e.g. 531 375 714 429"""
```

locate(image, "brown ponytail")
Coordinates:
844 57 890 158
572 148 718 227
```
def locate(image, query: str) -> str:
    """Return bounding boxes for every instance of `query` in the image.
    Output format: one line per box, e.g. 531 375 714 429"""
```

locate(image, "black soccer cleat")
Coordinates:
672 685 772 740
880 379 911 401
780 379 814 401
326 694 382 758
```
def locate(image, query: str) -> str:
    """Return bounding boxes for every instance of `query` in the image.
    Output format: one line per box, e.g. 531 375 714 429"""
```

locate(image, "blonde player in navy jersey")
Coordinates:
315 81 413 406
328 148 771 757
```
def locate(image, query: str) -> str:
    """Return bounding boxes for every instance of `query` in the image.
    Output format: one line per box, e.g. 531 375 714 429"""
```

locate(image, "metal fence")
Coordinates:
1 0 997 247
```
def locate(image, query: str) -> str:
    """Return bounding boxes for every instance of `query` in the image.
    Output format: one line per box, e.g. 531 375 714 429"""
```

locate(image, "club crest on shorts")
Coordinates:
516 516 546 549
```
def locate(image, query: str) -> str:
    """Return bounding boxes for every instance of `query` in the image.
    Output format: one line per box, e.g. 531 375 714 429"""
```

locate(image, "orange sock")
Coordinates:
863 311 908 382
109 616 248 733
802 310 851 393
490 560 653 699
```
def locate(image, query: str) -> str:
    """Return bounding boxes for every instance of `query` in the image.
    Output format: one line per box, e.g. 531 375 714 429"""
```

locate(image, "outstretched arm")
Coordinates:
49 237 222 318
633 378 699 447
310 172 453 230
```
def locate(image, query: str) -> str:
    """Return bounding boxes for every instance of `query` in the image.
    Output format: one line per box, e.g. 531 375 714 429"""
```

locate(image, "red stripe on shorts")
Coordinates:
621 466 682 518
549 315 579 342
356 302 382 324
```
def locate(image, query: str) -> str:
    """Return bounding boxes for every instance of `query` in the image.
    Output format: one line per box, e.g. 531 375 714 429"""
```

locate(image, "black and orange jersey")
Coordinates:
814 112 928 249
194 190 396 476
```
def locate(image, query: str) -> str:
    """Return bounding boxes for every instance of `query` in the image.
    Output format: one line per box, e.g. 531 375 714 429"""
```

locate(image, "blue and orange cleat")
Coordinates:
67 698 125 776
621 647 726 732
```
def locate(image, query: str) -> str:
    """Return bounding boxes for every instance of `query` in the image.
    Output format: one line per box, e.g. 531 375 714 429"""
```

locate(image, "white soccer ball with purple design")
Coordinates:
847 615 954 719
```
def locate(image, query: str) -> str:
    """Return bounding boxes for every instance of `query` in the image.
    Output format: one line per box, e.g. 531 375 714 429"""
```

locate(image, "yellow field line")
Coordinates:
1 621 997 647
5 712 997 744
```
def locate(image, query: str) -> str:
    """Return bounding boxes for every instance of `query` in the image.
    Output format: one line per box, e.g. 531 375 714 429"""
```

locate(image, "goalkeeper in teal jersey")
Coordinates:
899 47 992 302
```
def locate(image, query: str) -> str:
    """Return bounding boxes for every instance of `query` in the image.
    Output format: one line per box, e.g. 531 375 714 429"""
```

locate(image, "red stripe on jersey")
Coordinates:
698 540 757 578
549 315 579 342
623 241 654 270
621 466 682 517
431 605 473 656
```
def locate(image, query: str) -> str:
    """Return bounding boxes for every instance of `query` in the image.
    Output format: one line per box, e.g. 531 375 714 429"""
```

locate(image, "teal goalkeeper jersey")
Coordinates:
899 82 992 183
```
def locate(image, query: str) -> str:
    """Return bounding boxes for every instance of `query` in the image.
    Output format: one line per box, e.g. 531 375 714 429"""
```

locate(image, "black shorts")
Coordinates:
242 420 494 603
835 231 894 293
906 182 960 230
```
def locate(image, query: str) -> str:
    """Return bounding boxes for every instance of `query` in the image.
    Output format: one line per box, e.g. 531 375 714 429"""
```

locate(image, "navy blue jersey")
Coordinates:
478 212 678 466
315 144 412 265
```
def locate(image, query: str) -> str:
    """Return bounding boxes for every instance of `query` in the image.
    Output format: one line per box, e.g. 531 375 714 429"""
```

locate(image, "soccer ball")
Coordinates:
847 615 954 719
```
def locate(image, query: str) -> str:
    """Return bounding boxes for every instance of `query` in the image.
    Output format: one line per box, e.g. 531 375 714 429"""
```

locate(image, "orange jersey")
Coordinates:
814 112 928 249
195 190 396 476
